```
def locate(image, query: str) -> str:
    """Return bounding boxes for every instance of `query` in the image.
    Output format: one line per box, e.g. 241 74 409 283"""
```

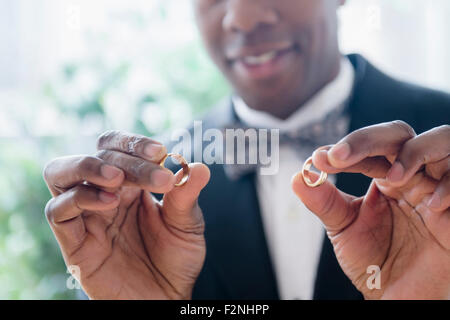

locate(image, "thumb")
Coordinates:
291 170 357 235
162 163 211 233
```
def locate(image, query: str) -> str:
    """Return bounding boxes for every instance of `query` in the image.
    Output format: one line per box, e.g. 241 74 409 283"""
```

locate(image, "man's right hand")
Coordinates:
43 131 210 300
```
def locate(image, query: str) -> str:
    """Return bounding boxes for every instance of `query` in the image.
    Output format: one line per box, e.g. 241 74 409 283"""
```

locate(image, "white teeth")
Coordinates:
243 50 277 65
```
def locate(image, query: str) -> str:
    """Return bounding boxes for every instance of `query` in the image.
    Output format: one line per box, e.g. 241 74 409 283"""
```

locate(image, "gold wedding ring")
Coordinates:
302 156 328 188
159 153 190 187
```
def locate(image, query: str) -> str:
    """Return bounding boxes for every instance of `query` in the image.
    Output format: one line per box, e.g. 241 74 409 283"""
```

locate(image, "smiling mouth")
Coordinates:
242 50 279 66
228 44 299 80
228 42 296 64
240 47 295 67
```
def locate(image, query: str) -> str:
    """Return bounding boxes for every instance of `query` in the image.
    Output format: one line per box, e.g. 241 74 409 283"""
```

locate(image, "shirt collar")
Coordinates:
233 56 355 133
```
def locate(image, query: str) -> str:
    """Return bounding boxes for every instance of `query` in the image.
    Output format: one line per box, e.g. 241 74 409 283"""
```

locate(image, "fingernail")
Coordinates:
318 149 329 158
312 150 328 165
427 193 441 209
101 165 122 180
99 191 117 203
329 143 351 161
152 169 173 188
387 162 404 182
144 144 165 159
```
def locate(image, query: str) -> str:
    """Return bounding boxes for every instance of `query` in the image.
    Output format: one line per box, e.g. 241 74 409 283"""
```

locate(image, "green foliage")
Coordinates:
0 0 229 299
0 141 77 299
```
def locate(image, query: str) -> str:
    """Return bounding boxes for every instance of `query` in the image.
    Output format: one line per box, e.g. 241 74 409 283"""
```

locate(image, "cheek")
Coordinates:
281 0 335 51
195 4 228 68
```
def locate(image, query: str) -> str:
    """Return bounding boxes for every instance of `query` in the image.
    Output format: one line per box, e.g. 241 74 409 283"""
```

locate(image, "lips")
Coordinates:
240 46 294 67
241 50 278 66
226 41 295 63
228 44 299 80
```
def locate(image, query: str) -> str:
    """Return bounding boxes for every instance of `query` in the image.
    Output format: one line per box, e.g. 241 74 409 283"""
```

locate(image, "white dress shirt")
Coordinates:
233 57 355 300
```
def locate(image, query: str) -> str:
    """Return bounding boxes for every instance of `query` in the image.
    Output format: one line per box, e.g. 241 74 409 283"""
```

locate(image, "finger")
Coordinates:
45 184 119 250
401 173 438 207
43 155 125 196
386 125 450 186
312 147 391 179
427 171 450 211
159 163 211 235
96 150 176 194
97 130 167 162
426 157 450 181
291 169 357 235
327 121 416 169
415 201 450 250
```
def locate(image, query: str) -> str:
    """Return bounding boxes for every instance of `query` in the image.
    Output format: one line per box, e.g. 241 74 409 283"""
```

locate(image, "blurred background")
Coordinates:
0 0 449 299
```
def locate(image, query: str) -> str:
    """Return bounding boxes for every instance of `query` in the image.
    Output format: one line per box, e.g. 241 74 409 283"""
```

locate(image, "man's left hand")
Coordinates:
292 121 449 299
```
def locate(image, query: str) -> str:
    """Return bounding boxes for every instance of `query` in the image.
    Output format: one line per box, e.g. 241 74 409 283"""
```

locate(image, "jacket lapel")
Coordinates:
313 54 420 299
196 58 376 299
197 166 279 299
193 99 279 299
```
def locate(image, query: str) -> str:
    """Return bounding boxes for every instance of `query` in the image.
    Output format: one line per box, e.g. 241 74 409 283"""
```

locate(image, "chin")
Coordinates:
235 75 305 116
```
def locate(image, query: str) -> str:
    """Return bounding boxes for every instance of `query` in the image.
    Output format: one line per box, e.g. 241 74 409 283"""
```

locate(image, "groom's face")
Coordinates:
194 0 344 119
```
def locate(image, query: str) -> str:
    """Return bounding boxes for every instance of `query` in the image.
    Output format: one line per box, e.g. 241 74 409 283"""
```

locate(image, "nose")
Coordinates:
223 0 279 34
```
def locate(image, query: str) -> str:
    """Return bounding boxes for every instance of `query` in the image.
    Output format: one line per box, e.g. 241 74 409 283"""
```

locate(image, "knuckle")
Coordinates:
42 159 56 184
76 156 101 176
44 198 56 223
165 202 206 236
42 157 68 184
97 130 153 155
123 135 146 155
95 149 110 161
127 158 148 183
180 216 205 236
192 206 206 234
96 130 121 150
391 120 416 139
189 220 205 236
347 127 370 150
95 149 142 181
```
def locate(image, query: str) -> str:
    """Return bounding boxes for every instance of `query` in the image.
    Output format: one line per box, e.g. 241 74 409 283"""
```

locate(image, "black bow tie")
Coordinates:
223 103 350 180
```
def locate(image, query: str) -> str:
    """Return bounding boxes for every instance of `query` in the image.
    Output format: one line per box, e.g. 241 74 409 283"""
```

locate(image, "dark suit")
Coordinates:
163 54 450 300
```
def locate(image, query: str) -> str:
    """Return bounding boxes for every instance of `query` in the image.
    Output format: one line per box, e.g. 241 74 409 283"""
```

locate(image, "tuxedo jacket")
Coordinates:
163 54 450 300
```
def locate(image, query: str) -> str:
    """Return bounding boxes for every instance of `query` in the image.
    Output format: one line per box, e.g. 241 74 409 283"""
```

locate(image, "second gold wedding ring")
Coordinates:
302 156 328 188
159 153 190 187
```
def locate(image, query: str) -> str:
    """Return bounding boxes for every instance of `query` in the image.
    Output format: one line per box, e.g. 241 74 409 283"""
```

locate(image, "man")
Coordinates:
43 0 450 299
